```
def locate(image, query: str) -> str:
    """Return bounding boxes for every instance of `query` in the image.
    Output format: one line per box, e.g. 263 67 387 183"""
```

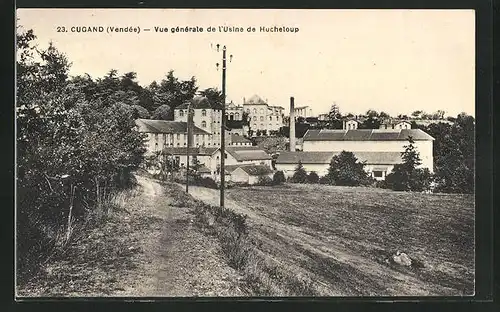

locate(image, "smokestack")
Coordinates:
289 97 296 152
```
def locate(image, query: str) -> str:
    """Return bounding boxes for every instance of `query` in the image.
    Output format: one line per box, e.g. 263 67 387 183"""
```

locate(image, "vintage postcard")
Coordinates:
16 9 475 297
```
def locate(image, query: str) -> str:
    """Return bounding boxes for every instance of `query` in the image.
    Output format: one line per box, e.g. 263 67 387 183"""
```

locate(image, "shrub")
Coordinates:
273 171 286 185
306 172 319 184
385 137 433 192
318 176 331 185
291 161 308 183
324 151 372 186
257 175 273 186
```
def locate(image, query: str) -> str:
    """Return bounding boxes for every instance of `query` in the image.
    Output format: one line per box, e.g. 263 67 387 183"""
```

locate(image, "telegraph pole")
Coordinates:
186 101 192 193
215 44 232 208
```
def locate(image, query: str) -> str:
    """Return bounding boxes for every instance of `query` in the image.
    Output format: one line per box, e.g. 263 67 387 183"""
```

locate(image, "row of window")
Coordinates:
252 123 281 128
245 108 282 114
252 116 280 121
178 109 221 117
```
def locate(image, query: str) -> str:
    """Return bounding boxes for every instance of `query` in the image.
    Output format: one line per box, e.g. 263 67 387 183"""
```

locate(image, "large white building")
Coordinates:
242 95 285 135
276 128 434 180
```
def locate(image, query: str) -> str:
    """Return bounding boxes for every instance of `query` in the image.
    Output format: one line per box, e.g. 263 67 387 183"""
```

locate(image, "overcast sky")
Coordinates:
17 9 475 117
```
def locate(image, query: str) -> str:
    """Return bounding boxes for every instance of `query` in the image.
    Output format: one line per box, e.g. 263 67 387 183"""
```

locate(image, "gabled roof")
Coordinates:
303 129 434 141
235 164 273 176
225 146 272 161
135 119 211 135
224 164 273 175
276 151 336 164
276 151 404 165
162 146 219 156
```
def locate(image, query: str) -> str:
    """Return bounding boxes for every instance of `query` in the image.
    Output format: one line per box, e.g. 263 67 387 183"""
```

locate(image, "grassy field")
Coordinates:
189 183 475 296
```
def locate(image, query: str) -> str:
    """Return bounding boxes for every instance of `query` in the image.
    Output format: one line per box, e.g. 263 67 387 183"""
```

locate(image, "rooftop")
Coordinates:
244 94 267 105
176 96 221 110
135 119 211 135
276 151 404 165
226 146 272 161
161 146 219 156
303 129 434 141
224 164 273 175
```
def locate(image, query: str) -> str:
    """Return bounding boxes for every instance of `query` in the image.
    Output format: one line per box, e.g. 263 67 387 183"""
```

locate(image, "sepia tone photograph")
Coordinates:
15 9 475 297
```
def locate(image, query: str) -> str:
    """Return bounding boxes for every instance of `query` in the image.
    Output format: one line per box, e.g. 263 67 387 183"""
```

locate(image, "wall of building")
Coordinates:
243 104 283 133
275 163 329 178
303 140 433 171
174 107 223 146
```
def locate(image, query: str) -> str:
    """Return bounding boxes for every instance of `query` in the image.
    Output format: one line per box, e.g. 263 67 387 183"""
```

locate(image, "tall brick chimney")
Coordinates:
289 96 296 152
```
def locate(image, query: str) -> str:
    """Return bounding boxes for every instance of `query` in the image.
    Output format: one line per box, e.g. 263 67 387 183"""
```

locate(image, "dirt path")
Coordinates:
188 185 459 296
112 176 247 296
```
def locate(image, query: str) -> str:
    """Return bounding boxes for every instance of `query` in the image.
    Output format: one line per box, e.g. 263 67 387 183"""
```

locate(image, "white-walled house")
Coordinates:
302 129 434 174
225 164 274 185
276 151 410 181
379 120 412 130
224 146 273 167
135 119 211 155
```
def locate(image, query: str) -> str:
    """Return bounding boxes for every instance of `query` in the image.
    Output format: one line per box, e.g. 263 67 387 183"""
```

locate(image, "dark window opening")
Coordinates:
373 171 383 178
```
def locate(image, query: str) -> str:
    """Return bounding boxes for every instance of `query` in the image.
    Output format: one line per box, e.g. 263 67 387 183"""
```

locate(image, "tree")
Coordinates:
151 104 172 120
132 105 150 119
365 109 379 119
16 28 147 277
411 110 424 119
199 88 224 109
385 136 432 192
307 171 319 183
273 171 286 185
291 161 308 183
327 102 343 129
325 151 372 186
379 111 390 118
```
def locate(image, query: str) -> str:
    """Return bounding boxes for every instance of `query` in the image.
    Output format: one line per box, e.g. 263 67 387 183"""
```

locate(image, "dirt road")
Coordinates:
188 185 472 296
113 176 246 296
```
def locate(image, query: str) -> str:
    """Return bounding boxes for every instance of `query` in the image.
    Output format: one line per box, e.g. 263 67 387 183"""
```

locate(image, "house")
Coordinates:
135 118 211 155
275 151 335 177
342 119 360 130
224 146 273 167
242 95 285 135
275 151 406 181
294 106 313 119
174 96 224 146
379 120 412 130
160 146 221 175
302 129 434 172
224 164 274 185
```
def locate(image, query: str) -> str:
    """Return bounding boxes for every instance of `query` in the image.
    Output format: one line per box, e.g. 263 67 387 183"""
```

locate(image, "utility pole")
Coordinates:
215 44 232 208
186 101 192 193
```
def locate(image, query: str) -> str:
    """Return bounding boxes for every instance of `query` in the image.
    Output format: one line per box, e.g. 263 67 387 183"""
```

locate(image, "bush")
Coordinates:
291 161 308 183
273 171 286 185
324 151 372 186
318 176 331 185
306 172 319 184
257 175 273 186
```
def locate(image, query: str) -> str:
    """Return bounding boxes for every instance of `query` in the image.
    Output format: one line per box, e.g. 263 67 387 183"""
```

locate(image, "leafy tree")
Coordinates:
411 110 424 119
385 136 432 192
365 109 379 119
132 105 150 119
257 175 273 186
199 88 224 109
16 28 146 277
325 151 372 186
151 104 172 120
327 102 343 129
307 171 320 183
359 117 381 129
379 111 390 118
273 171 286 185
291 161 308 183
